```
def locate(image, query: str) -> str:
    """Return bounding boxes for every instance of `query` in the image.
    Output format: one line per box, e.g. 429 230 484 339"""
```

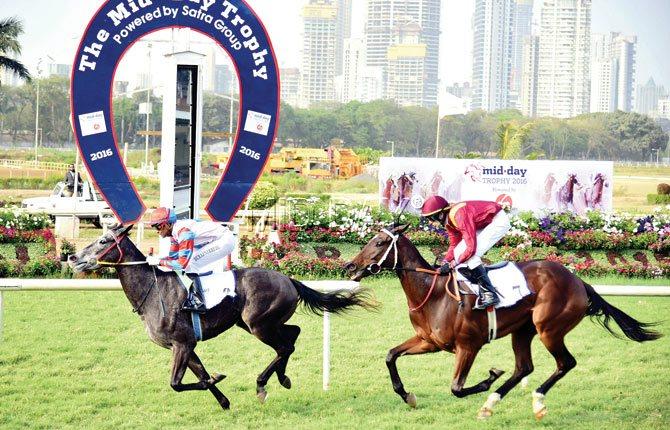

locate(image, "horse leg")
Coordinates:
450 345 504 399
386 336 440 407
250 325 295 403
187 351 230 410
478 324 536 419
169 343 211 392
531 333 576 420
274 324 301 389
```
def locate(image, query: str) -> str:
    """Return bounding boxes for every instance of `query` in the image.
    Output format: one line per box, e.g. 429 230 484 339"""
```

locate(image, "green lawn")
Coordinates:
0 278 668 429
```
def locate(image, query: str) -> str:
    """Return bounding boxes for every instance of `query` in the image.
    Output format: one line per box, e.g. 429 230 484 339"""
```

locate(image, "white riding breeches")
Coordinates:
453 210 511 269
185 230 236 275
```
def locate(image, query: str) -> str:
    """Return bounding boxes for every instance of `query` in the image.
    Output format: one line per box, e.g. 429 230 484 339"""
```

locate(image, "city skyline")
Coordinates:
1 0 669 89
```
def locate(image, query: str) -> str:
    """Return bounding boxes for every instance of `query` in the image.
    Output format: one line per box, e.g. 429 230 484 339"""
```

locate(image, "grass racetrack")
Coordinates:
0 278 669 429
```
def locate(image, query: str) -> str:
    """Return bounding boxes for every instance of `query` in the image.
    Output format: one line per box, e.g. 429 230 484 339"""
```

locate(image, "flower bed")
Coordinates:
283 203 670 251
235 204 670 280
0 209 60 278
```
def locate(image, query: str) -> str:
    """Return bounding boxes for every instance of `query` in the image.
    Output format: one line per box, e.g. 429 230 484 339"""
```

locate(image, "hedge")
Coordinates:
647 194 670 204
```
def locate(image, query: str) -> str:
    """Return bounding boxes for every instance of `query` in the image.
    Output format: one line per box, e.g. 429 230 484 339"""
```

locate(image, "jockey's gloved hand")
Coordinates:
438 262 451 275
146 256 161 266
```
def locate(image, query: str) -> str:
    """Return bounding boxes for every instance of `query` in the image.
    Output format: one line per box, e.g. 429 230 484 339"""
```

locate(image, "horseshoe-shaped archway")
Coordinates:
71 0 279 223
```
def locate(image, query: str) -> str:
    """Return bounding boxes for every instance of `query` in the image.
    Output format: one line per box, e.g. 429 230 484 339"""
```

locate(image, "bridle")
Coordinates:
364 228 462 311
93 230 163 315
95 231 147 267
366 228 399 274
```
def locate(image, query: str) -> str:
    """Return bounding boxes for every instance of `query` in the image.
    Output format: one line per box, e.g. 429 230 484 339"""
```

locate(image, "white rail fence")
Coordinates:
1 279 668 391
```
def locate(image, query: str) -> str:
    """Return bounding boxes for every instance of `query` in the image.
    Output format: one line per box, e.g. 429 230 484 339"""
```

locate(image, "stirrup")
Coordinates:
182 298 206 314
474 292 499 310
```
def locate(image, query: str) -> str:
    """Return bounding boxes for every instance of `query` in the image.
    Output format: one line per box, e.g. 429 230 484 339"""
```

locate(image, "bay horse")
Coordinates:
69 224 374 410
557 173 579 211
343 224 660 419
586 173 607 209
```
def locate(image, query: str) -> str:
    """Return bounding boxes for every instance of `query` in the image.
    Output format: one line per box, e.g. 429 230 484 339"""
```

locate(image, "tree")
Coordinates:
496 121 532 159
0 17 31 85
605 111 668 160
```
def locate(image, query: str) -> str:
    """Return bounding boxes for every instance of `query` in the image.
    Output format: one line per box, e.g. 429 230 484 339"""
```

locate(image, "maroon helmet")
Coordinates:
421 195 449 217
148 207 176 226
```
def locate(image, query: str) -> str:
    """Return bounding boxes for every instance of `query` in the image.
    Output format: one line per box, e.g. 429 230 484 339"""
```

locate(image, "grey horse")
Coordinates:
69 224 374 409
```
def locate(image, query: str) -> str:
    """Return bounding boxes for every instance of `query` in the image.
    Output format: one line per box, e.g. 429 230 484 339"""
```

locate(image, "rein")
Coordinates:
365 229 462 311
93 231 164 316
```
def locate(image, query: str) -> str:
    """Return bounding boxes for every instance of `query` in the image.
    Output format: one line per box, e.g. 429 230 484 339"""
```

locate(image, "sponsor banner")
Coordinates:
379 157 613 214
71 0 279 223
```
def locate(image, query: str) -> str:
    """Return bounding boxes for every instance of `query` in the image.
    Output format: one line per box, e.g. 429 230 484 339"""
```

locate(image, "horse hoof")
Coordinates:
220 399 231 410
279 375 292 389
532 391 546 420
257 389 268 404
405 392 417 408
477 407 493 420
489 368 505 379
210 373 226 385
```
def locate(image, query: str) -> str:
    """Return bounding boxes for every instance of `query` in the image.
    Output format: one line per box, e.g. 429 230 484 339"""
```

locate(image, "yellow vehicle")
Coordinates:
213 145 363 179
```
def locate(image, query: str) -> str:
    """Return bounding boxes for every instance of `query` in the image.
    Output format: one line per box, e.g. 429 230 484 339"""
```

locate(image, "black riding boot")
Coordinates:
472 265 500 310
182 281 207 314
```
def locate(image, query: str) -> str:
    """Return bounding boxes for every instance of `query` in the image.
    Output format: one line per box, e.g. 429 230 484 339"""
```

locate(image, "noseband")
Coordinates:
367 228 399 274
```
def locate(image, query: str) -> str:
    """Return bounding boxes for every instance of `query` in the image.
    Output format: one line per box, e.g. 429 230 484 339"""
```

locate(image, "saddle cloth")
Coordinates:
199 270 237 309
164 267 237 309
455 263 532 309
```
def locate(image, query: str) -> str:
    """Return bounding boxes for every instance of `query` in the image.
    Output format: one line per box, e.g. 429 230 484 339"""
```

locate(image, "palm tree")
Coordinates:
0 17 31 85
497 121 533 159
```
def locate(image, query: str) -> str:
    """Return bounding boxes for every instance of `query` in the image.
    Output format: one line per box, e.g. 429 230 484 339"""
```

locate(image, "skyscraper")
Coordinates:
510 0 533 108
536 0 591 118
280 68 301 107
519 35 539 117
613 34 637 112
635 77 666 116
364 0 441 107
214 64 234 95
471 0 515 111
386 22 427 106
590 32 637 113
340 38 365 103
300 0 338 107
338 38 385 103
335 0 352 76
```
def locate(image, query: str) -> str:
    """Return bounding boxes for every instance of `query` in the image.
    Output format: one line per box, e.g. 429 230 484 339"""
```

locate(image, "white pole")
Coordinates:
72 151 80 237
34 74 40 162
144 44 152 170
136 221 144 249
323 310 330 391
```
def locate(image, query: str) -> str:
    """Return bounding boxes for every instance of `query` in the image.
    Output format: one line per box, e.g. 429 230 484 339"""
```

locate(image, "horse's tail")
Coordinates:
583 282 662 342
290 279 378 316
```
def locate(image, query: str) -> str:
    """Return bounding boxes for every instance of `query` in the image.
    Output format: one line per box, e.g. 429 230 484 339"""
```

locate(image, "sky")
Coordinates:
1 0 669 89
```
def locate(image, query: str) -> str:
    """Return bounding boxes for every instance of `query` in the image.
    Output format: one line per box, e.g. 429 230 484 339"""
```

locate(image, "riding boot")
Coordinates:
182 281 207 314
471 265 500 310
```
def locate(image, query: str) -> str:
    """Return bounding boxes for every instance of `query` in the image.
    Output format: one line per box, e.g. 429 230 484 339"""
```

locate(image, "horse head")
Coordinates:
68 224 134 272
344 224 410 281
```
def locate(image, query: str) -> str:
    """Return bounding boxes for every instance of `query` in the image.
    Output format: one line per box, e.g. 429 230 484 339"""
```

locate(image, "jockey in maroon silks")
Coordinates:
421 196 511 309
